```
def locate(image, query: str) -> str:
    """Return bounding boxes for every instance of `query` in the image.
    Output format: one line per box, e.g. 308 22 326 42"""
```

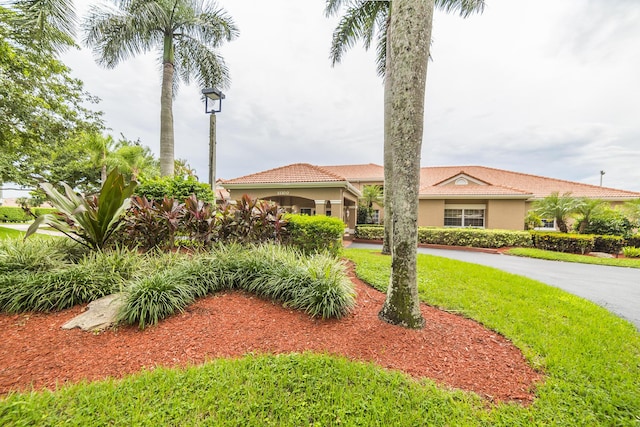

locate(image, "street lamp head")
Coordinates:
202 87 225 114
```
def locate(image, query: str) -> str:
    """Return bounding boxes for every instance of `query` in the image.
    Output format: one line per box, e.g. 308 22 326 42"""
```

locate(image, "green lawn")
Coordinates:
506 247 640 268
0 248 638 426
0 226 24 240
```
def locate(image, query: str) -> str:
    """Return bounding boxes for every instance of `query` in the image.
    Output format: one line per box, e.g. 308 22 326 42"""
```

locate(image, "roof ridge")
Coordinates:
310 164 348 181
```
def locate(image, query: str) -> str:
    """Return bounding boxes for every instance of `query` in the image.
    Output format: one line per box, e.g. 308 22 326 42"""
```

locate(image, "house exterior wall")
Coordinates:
418 200 445 227
486 199 526 230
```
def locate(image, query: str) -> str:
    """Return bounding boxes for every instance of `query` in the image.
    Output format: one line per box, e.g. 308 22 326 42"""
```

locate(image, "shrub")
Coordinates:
117 245 356 329
135 176 214 203
119 271 196 329
626 234 640 248
622 247 640 258
117 195 184 251
0 237 68 273
355 225 384 240
283 214 344 256
0 207 31 223
583 208 635 237
531 232 595 254
418 228 532 248
25 169 137 250
0 265 119 313
593 235 625 254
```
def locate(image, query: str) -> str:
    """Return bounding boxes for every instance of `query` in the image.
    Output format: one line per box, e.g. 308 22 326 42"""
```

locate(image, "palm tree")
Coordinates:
374 0 434 329
574 197 606 234
325 0 484 255
83 0 239 177
9 0 77 53
360 184 384 223
533 192 581 233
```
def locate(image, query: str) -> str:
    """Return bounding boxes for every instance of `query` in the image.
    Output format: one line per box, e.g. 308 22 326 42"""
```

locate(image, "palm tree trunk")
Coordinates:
160 60 175 176
378 0 433 329
382 13 393 256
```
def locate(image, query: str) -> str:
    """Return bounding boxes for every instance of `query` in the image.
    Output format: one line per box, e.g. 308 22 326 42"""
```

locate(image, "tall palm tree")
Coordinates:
325 0 484 255
374 0 433 329
83 0 239 176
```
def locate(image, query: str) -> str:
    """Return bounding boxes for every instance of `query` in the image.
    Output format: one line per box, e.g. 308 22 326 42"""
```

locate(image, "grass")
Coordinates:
506 247 640 268
1 248 638 425
0 226 24 240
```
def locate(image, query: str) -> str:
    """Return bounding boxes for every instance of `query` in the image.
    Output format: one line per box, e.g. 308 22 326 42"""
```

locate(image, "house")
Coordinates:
221 163 640 231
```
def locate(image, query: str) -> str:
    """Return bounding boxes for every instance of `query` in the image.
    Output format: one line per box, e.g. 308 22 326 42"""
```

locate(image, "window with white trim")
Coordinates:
444 205 486 228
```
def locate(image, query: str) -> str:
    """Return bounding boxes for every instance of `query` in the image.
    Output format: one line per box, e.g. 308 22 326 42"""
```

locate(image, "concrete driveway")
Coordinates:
347 242 640 330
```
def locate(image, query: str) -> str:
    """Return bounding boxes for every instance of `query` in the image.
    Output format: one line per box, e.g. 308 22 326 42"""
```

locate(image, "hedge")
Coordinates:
283 215 344 257
627 234 640 248
593 235 625 254
135 176 214 203
355 225 532 249
531 232 595 254
0 207 57 223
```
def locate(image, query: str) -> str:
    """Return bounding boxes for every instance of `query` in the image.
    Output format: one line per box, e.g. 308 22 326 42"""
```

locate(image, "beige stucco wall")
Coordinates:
486 199 526 230
418 199 445 227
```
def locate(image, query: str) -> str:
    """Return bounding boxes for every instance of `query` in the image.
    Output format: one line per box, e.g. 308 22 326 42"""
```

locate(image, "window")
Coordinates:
539 218 555 229
371 210 380 224
444 206 485 228
300 208 312 216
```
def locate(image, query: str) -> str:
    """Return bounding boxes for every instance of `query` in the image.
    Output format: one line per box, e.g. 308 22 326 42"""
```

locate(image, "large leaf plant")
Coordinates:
25 169 137 250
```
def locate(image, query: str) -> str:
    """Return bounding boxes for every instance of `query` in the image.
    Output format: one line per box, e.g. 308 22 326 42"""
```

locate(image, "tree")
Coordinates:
622 198 640 228
8 0 77 53
325 0 484 255
533 192 581 233
573 198 606 234
359 184 384 223
83 0 239 177
0 5 103 191
375 0 434 329
110 137 160 182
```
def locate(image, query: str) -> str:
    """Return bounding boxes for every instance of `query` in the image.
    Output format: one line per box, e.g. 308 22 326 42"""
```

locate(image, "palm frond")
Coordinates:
435 0 485 18
328 0 388 66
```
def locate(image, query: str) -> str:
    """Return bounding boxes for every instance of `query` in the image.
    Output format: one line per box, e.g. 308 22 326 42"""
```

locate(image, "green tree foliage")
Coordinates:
358 184 383 224
0 5 103 189
83 0 239 176
533 192 582 233
573 198 606 234
582 207 635 237
9 0 77 53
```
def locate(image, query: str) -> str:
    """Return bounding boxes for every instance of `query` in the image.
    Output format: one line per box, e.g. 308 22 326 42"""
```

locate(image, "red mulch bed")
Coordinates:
0 264 542 404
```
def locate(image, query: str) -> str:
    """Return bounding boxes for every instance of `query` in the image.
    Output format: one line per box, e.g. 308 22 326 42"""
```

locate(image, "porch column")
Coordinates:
329 199 343 222
347 205 357 230
314 200 326 216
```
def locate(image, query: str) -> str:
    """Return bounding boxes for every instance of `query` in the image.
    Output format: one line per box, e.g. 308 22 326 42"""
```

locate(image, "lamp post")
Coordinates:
600 170 605 187
202 88 225 203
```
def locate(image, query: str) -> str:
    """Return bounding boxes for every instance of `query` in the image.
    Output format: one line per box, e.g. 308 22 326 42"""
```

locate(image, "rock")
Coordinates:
589 252 615 258
62 294 125 332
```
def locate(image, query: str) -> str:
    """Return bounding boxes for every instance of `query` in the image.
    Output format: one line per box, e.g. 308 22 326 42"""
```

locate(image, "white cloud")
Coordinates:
45 0 638 195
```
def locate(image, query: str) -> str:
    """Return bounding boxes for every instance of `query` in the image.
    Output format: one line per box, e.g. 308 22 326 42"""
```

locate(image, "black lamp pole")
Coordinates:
202 88 225 202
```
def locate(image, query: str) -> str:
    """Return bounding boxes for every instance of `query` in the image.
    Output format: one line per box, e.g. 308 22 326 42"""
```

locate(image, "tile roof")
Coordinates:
320 164 384 181
223 163 640 200
223 163 346 185
421 166 640 199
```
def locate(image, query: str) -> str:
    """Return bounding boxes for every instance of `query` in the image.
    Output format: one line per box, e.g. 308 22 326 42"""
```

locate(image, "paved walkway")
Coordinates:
347 242 640 330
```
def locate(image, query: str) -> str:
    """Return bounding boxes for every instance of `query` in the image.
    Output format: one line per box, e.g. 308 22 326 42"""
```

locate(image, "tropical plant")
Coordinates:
582 207 635 237
136 175 214 203
8 0 77 54
25 169 137 250
532 192 582 233
573 197 606 234
325 0 485 255
622 198 640 227
359 184 383 224
83 0 239 176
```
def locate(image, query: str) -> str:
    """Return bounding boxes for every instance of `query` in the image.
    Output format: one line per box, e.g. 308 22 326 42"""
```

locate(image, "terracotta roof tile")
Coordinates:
224 163 346 184
321 164 384 181
421 166 640 199
223 163 640 200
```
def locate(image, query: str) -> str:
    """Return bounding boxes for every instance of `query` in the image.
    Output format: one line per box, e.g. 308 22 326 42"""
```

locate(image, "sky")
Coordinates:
6 0 640 197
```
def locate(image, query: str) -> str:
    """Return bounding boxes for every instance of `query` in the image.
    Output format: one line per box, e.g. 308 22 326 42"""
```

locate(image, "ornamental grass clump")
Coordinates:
119 271 197 329
0 237 68 273
0 265 119 313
